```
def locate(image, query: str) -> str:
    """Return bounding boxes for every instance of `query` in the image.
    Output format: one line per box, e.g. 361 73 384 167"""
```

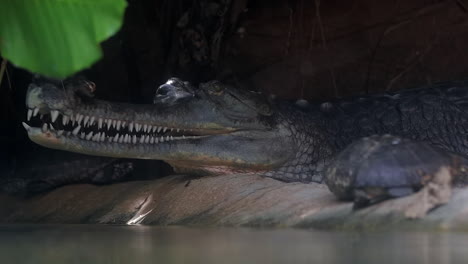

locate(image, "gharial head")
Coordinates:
23 77 295 174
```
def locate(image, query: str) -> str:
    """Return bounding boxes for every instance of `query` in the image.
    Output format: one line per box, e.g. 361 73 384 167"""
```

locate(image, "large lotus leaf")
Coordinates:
0 0 127 78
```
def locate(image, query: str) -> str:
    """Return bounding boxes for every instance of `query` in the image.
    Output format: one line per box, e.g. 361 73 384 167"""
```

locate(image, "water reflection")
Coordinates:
0 225 467 264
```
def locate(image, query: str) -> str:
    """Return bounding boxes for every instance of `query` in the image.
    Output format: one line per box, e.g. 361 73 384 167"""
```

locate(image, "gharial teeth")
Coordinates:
157 126 162 133
42 123 48 132
27 109 33 121
132 135 137 144
72 125 81 136
77 114 84 125
143 124 148 133
83 115 90 127
51 110 59 123
80 132 85 139
92 132 100 141
62 115 69 126
22 122 31 131
116 120 121 131
150 137 155 144
112 120 117 129
129 122 134 132
135 123 141 132
100 132 105 142
163 127 167 133
86 132 93 140
119 134 124 144
98 118 103 129
139 136 145 144
90 116 95 126
57 130 64 137
114 134 120 143
33 107 39 117
106 119 112 130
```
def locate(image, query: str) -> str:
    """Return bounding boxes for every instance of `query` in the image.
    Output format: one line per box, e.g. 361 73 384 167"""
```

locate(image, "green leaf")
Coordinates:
0 0 127 78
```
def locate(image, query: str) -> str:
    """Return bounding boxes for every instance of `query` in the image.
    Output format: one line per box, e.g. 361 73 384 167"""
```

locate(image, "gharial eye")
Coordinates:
66 79 96 98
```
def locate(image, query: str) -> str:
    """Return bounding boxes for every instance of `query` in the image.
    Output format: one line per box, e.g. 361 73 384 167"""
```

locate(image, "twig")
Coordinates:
364 19 411 94
211 0 231 65
0 58 7 88
314 0 338 97
5 64 11 91
314 0 327 48
307 18 317 56
385 52 422 92
454 0 468 13
284 6 293 56
385 33 438 91
327 1 448 46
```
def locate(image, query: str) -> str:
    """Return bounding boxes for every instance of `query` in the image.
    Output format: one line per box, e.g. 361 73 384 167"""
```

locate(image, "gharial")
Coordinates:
21 77 468 206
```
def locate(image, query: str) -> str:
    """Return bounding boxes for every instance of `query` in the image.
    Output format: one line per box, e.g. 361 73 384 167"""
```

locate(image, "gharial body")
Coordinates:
22 78 468 205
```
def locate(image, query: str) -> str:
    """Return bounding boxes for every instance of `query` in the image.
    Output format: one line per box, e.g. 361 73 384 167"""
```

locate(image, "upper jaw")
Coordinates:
24 101 219 149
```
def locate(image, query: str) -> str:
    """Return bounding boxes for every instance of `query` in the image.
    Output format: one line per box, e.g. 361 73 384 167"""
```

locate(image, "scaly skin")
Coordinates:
22 78 468 185
1 154 134 195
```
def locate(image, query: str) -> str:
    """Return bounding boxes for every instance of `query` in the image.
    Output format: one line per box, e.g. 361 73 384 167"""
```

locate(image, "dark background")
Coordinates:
2 0 468 189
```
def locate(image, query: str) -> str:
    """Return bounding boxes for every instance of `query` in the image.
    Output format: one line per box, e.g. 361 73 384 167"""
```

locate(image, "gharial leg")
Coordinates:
1 152 134 195
324 135 468 209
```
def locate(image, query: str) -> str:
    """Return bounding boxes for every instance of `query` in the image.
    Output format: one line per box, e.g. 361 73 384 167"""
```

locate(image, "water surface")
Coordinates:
0 225 467 263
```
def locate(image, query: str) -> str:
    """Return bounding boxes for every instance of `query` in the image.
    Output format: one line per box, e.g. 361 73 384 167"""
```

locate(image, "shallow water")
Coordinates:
0 225 467 264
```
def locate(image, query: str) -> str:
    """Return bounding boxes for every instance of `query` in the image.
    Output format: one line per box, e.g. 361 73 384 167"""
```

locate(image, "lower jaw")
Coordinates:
24 124 202 160
25 126 273 171
25 128 267 175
